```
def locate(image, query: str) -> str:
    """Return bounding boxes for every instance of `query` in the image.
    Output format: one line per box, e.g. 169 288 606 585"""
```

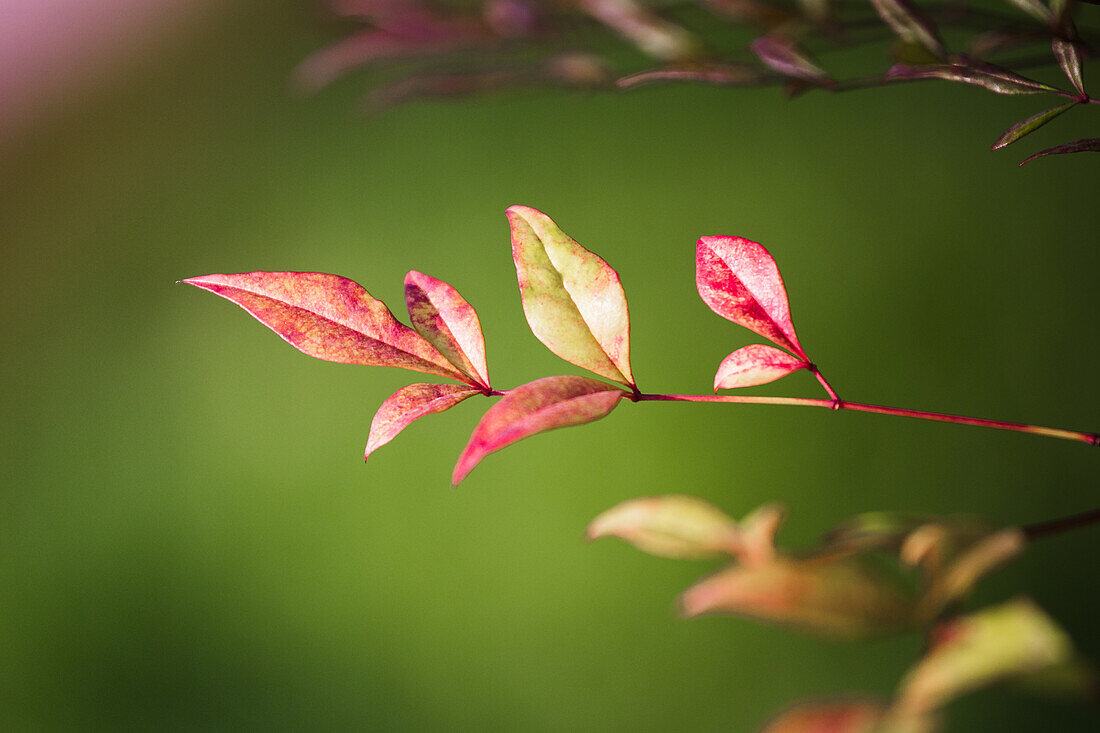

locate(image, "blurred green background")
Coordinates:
1 2 1097 730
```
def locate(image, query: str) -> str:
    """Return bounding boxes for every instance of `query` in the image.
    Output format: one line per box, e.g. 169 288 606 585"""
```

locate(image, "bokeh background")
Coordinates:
1 2 1097 730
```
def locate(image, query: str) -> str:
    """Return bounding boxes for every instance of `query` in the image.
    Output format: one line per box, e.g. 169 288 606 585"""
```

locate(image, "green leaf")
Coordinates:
586 495 742 559
895 599 1089 715
870 0 946 58
991 101 1078 150
507 205 635 387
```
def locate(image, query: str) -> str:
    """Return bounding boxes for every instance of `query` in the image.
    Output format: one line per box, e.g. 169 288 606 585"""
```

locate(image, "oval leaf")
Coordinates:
587 494 742 559
507 205 634 386
749 35 833 86
365 383 481 459
714 344 810 390
1052 38 1085 97
405 271 490 388
679 556 916 639
991 101 1078 150
886 62 1059 95
1019 137 1100 165
452 375 623 484
696 236 807 359
182 272 469 382
869 0 946 58
896 599 1081 716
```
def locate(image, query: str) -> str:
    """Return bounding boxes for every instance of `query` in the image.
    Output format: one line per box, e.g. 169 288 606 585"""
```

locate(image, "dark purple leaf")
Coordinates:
1019 137 1100 165
1052 38 1086 97
886 62 1059 95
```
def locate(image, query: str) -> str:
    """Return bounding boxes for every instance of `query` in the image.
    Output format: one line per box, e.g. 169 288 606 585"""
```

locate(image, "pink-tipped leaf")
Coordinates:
990 101 1078 150
714 344 810 390
182 271 470 382
452 375 623 484
680 556 916 639
749 35 833 86
508 206 635 387
365 383 481 459
405 271 490 388
696 236 807 359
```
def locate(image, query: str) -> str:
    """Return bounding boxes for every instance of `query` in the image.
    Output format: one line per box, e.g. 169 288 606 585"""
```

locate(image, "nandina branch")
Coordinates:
1022 508 1100 540
633 393 1099 446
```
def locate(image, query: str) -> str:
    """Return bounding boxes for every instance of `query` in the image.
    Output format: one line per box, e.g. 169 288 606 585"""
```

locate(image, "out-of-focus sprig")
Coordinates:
296 0 1098 164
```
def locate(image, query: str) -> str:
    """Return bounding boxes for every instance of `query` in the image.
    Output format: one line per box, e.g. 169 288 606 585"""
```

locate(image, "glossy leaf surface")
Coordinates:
1019 137 1100 165
749 35 832 86
886 62 1058 94
452 375 623 484
405 270 490 388
1052 38 1085 97
680 556 916 639
990 101 1077 150
182 272 468 382
508 205 634 386
365 383 481 458
696 236 806 358
587 494 742 559
869 0 945 58
714 344 809 390
896 599 1083 715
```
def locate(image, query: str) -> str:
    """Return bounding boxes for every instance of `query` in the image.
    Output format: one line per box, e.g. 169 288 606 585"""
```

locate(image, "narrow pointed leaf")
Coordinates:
578 0 698 60
896 599 1083 716
508 205 634 386
587 494 742 559
886 62 1059 94
1019 137 1100 164
749 35 833 86
714 344 810 390
405 271 490 388
696 236 807 358
901 525 1026 621
182 272 469 382
452 375 623 484
365 383 481 458
1001 0 1053 22
869 0 946 58
758 700 886 733
679 556 916 639
1052 38 1086 97
617 63 774 89
991 101 1078 150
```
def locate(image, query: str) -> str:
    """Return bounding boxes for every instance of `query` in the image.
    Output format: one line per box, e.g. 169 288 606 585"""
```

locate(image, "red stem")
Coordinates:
1023 508 1100 540
634 393 1099 446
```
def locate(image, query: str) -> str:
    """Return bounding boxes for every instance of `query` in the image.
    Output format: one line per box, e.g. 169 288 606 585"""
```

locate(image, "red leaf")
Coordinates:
714 344 809 390
182 271 470 383
1019 137 1100 165
696 237 807 359
405 271 490 388
1052 38 1086 98
452 375 623 484
366 383 481 458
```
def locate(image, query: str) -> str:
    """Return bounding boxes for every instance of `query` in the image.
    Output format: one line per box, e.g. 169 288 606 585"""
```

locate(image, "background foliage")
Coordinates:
0 1 1097 729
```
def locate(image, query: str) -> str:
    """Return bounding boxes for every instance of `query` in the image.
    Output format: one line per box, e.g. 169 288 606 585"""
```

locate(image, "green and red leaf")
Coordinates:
714 344 810 390
696 236 807 359
991 101 1078 150
679 555 916 639
869 0 946 58
1052 38 1086 97
405 270 490 388
452 375 623 484
508 205 635 387
365 383 482 459
749 35 833 86
182 271 469 382
886 61 1059 94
